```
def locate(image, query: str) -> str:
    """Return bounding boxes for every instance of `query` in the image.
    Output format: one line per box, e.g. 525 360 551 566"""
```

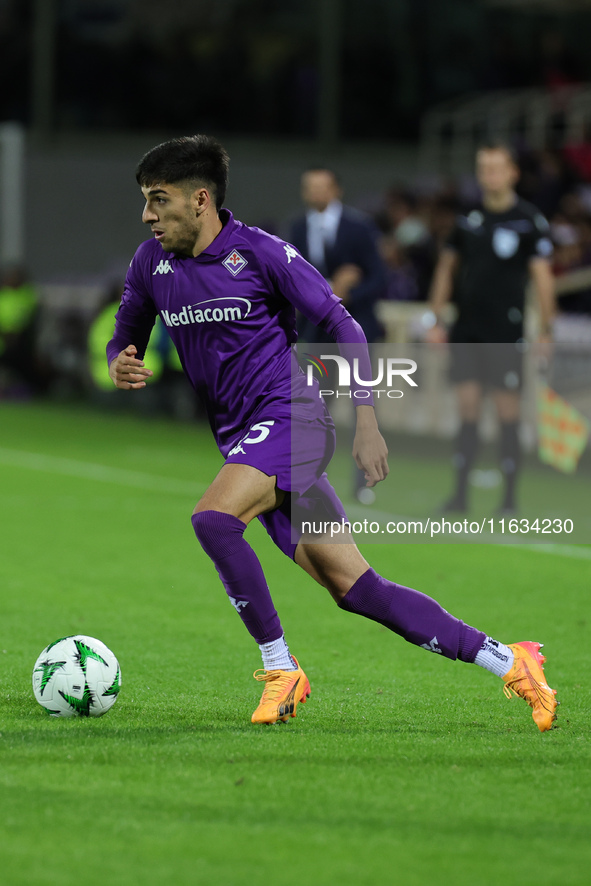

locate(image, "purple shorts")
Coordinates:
224 412 348 559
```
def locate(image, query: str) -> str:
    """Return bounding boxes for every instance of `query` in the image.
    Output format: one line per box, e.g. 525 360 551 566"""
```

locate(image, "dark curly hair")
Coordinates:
135 134 229 211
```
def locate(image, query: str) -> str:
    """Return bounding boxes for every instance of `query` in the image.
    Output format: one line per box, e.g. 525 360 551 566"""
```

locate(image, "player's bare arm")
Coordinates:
528 256 556 340
425 248 459 343
352 404 389 487
108 344 153 390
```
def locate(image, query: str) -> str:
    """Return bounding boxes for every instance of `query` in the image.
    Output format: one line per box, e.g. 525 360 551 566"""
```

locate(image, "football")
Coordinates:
32 635 121 717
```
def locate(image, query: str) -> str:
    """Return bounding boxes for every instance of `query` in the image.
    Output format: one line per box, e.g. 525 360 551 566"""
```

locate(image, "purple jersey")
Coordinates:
107 209 367 453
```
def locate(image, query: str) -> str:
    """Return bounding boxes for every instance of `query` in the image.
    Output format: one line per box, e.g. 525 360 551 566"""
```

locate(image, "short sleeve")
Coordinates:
528 211 553 260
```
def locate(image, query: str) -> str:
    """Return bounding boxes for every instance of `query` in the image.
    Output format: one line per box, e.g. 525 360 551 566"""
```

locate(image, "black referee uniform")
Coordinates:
444 197 553 512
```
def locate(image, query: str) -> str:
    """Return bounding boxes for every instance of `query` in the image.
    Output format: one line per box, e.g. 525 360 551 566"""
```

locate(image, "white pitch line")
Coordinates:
508 543 591 561
346 504 590 556
0 447 205 498
2 449 590 558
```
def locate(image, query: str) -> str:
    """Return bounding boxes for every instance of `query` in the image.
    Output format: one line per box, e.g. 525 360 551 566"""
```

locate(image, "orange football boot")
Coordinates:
251 657 310 724
502 641 558 732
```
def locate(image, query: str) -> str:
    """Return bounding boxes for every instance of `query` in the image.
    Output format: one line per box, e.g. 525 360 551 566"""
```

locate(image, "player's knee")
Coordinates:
310 564 350 603
191 509 245 559
328 581 350 603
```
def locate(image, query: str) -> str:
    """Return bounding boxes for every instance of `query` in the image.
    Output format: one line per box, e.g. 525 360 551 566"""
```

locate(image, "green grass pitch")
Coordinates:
0 400 590 886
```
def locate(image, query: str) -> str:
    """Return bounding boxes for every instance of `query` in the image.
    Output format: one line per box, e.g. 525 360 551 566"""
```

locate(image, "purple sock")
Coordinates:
191 510 283 645
338 568 485 662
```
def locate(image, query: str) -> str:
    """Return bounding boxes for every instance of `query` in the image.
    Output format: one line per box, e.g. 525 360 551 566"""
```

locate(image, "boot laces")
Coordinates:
253 668 296 701
503 668 548 708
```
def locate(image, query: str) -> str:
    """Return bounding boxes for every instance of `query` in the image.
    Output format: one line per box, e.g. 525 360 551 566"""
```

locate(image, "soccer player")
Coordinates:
107 135 558 731
427 143 555 514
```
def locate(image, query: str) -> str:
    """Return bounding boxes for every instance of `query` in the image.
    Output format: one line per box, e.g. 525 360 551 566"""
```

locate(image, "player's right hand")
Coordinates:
108 344 153 389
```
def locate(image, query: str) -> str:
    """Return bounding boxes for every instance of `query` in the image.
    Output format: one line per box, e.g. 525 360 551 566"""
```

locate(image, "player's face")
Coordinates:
301 171 341 212
141 182 202 255
476 149 519 197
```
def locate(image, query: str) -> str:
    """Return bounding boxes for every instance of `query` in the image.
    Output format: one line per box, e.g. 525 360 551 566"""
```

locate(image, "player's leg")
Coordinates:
296 538 486 659
492 388 521 513
294 539 558 731
191 462 310 723
442 379 483 512
193 461 283 522
191 463 291 660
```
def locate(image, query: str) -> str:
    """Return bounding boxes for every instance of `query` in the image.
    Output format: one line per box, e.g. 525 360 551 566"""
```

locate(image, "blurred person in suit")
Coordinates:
290 167 386 344
290 167 386 504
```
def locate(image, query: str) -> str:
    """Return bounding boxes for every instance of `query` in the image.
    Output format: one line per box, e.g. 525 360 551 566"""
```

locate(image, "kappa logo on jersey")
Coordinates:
229 596 249 613
284 244 299 264
223 250 248 276
420 636 443 654
153 259 174 275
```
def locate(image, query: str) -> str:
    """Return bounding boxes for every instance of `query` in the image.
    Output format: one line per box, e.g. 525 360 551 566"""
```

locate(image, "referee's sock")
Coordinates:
499 421 520 511
446 421 479 509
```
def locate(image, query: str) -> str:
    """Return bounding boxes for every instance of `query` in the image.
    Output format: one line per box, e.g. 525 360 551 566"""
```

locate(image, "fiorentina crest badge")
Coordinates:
223 250 248 276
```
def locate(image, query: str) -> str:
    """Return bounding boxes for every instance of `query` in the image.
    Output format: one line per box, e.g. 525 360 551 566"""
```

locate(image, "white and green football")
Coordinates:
32 635 121 717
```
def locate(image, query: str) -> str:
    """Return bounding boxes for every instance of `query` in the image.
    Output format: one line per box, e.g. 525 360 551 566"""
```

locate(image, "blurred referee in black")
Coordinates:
426 143 555 514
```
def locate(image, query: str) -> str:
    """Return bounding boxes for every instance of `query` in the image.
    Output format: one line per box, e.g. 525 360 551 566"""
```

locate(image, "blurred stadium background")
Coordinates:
2 0 591 402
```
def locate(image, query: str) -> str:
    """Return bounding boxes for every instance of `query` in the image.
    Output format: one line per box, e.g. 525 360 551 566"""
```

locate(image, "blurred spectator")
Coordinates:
550 222 583 277
383 189 429 245
289 167 386 343
88 282 202 420
0 264 40 396
88 287 163 394
379 235 420 302
426 194 459 252
518 150 575 219
563 140 591 182
549 219 591 314
375 188 440 301
576 215 591 265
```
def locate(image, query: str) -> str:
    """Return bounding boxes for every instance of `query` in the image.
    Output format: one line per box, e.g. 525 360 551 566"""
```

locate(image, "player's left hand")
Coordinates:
352 423 389 488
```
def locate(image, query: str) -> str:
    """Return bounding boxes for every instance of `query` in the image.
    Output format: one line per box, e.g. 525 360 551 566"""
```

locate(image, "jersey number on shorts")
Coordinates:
228 421 275 456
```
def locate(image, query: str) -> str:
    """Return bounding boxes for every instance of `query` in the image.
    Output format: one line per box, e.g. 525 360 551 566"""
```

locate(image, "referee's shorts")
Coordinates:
448 342 524 392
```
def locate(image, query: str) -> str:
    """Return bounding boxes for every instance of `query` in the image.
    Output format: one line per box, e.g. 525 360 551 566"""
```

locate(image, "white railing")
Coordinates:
419 85 591 176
